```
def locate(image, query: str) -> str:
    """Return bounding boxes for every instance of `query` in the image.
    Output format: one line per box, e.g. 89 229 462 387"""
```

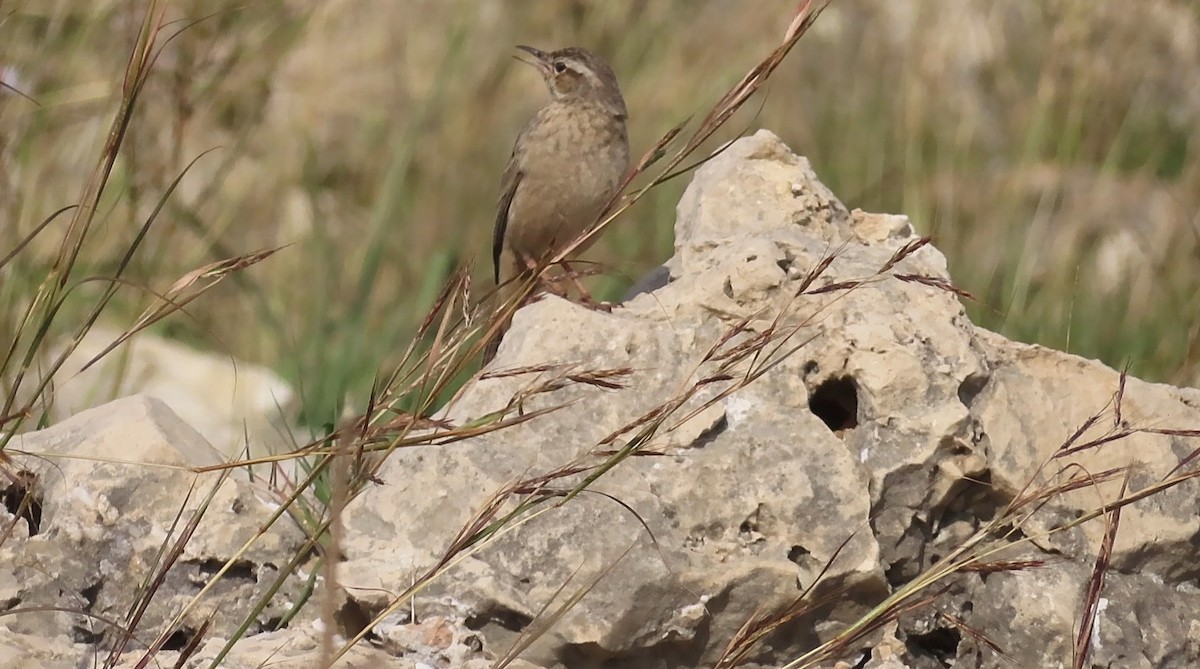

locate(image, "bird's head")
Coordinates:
515 45 627 119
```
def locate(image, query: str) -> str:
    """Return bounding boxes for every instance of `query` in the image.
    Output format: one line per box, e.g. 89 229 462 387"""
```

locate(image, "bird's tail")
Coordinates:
481 314 510 364
481 270 525 365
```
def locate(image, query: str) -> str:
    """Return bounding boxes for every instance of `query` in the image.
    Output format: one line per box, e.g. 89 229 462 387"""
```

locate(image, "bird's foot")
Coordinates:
558 260 612 309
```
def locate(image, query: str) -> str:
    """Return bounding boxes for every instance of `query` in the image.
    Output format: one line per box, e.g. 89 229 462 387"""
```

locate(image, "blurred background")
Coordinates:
2 0 1198 432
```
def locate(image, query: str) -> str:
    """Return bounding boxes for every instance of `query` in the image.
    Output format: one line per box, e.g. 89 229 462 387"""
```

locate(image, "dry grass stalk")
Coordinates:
0 4 277 444
1071 470 1127 669
937 612 1008 661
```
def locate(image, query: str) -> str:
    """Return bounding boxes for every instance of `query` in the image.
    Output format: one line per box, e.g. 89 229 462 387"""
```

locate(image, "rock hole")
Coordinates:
802 360 819 376
884 555 914 588
787 545 810 564
738 504 765 536
931 470 1007 537
71 624 103 644
907 625 961 665
691 414 728 449
956 373 989 408
162 627 195 651
722 277 734 299
464 632 484 652
465 607 534 633
808 376 859 433
1 469 43 535
335 597 375 637
191 558 256 582
80 581 101 610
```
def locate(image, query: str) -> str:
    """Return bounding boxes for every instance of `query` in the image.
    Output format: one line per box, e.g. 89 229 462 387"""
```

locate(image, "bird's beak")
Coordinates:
514 45 552 76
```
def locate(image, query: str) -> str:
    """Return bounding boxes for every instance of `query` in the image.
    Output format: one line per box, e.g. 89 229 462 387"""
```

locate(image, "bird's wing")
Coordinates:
492 157 522 284
494 114 542 284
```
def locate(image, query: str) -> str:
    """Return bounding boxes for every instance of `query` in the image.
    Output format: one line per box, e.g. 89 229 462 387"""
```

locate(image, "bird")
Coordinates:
483 45 630 363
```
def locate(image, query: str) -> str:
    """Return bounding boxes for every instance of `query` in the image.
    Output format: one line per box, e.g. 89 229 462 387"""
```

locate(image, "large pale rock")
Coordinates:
341 132 916 668
0 628 78 669
956 561 1200 667
106 622 532 669
0 623 521 669
974 332 1200 571
338 130 1200 668
2 395 308 654
13 129 1193 668
38 325 295 460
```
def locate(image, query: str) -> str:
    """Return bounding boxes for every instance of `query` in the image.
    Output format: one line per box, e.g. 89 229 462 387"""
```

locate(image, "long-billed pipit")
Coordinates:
484 45 630 362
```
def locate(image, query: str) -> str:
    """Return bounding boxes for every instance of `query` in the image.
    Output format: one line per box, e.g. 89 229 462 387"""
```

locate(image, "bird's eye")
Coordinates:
552 61 567 74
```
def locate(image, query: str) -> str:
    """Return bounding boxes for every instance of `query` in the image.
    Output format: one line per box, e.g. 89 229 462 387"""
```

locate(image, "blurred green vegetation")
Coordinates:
2 0 1198 430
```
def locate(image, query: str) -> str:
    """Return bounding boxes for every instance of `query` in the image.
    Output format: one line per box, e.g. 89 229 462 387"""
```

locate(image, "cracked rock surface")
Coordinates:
341 130 1200 668
5 130 1199 668
3 397 309 653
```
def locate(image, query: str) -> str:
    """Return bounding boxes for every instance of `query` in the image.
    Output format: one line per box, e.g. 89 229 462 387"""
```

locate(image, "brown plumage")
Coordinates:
484 46 630 363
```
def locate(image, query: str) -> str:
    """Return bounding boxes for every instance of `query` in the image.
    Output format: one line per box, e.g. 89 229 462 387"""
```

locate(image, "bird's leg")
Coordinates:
518 253 569 300
559 260 611 312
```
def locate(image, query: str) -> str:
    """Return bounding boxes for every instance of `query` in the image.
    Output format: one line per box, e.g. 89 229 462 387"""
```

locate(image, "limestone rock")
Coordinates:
38 324 296 460
2 395 308 653
105 624 530 669
8 129 1198 668
954 561 1200 668
338 130 1200 668
0 627 79 669
973 331 1200 571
